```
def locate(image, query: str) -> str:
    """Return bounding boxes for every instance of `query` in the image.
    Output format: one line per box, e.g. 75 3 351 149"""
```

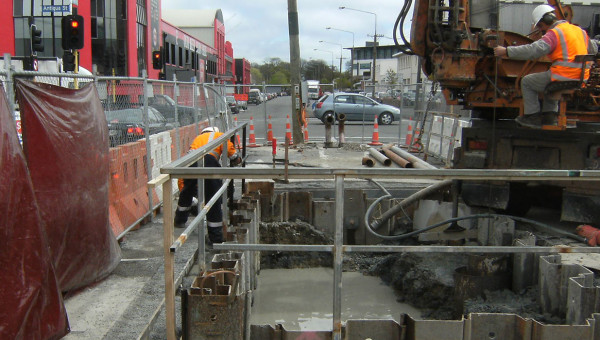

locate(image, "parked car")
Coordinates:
226 96 239 114
148 94 197 125
248 89 262 104
312 93 401 125
105 107 174 146
237 99 248 110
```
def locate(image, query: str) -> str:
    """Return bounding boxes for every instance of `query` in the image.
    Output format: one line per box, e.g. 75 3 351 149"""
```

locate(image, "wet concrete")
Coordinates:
250 268 422 330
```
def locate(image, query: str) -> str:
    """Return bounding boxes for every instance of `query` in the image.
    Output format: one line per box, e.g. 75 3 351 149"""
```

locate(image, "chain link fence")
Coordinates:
1 66 235 238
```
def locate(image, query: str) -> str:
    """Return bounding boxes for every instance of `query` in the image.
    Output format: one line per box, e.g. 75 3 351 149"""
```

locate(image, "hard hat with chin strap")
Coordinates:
201 126 220 134
532 4 556 26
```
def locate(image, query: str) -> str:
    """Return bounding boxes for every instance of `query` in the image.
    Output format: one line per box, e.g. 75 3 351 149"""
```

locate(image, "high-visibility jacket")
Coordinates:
189 131 237 160
177 131 237 191
548 22 590 82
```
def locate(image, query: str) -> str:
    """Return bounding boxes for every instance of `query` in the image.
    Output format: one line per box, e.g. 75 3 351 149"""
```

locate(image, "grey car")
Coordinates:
312 93 401 125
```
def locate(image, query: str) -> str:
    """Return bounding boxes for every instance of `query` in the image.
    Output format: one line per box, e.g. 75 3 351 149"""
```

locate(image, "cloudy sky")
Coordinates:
161 1 412 69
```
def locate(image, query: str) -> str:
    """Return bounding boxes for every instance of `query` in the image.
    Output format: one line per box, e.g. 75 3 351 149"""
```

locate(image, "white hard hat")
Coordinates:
201 126 220 134
532 4 555 26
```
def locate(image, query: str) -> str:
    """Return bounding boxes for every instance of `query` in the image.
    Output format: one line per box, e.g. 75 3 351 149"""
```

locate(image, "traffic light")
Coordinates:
30 24 44 54
152 49 163 70
62 15 84 50
63 50 76 71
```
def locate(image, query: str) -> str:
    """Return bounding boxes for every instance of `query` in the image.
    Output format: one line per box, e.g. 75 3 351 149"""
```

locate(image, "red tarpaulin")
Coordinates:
0 85 69 339
15 79 121 292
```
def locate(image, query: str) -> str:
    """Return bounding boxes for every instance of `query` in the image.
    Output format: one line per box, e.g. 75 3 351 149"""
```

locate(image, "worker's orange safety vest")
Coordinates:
177 131 237 191
548 22 590 82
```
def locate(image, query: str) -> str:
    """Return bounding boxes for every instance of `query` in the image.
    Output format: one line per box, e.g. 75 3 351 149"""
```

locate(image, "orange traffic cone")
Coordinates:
405 117 413 147
233 116 242 149
248 116 260 147
368 117 383 146
284 114 293 145
267 115 274 145
303 118 309 142
411 124 421 152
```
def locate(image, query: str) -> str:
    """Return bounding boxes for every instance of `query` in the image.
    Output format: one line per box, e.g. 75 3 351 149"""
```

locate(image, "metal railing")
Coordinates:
154 159 600 340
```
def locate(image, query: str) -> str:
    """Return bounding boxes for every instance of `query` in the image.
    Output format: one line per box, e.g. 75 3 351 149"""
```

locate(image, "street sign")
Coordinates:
42 5 70 13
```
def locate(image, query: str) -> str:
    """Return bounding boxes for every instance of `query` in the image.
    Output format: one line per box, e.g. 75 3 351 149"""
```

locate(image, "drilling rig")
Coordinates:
399 0 600 222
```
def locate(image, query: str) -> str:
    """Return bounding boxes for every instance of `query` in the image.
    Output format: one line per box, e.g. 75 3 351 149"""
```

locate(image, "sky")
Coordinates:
161 1 412 69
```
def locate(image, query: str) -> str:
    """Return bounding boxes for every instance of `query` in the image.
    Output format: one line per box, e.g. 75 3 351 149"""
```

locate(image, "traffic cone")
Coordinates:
303 118 309 142
411 123 421 152
247 116 260 147
302 106 309 142
405 117 413 147
233 116 242 149
267 115 274 146
284 114 293 145
368 117 383 146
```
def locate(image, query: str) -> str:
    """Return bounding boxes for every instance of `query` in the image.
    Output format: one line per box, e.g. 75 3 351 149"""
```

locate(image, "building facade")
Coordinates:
2 1 241 84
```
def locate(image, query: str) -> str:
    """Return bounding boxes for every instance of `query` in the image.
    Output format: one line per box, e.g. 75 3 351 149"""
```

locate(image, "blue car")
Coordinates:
312 92 401 125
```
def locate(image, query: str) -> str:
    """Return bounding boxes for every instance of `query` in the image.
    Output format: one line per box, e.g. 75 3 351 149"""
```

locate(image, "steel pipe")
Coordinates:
212 243 600 254
382 146 413 168
388 144 437 169
324 114 336 148
367 148 392 166
338 113 346 146
362 156 375 167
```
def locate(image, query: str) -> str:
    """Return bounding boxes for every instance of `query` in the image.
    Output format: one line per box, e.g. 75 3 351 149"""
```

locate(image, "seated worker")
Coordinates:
174 126 241 244
494 4 599 128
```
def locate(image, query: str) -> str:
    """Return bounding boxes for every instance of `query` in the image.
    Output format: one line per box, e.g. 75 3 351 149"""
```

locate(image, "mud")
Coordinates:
259 221 563 323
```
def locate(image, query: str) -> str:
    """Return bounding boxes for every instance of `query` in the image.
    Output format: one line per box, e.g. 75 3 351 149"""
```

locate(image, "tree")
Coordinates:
270 71 288 84
384 69 398 85
251 67 263 84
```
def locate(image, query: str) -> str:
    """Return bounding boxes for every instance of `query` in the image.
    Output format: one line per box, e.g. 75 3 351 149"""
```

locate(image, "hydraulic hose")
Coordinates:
364 213 586 244
367 179 453 232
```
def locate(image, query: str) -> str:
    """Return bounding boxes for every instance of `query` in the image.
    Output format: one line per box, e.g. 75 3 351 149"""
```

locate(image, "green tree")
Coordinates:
251 67 263 84
270 71 288 84
384 69 398 85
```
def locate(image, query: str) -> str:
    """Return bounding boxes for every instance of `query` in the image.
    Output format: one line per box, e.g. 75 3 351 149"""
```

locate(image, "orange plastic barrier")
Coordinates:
109 122 208 236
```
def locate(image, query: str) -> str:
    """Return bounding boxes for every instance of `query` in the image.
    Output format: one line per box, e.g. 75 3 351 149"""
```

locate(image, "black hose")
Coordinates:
367 179 453 231
365 212 586 243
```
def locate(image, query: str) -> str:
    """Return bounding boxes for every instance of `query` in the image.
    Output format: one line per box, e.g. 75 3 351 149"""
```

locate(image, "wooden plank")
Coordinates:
148 173 170 188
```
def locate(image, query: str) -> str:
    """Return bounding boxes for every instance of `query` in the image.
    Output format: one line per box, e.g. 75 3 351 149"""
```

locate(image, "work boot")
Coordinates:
207 226 224 244
515 113 543 129
542 112 558 126
174 209 189 228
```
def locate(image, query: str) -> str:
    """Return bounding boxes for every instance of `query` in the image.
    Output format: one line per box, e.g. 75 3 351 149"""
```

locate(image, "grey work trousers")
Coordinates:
521 70 558 115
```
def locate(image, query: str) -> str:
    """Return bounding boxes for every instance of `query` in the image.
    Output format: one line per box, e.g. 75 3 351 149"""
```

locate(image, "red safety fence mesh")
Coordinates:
0 85 69 339
15 79 121 292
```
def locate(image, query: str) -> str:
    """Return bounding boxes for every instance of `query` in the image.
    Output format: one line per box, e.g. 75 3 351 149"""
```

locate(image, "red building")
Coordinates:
2 1 227 83
235 58 251 94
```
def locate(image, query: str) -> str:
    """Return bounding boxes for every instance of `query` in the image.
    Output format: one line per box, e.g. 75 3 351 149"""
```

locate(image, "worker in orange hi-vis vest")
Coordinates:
493 4 599 129
174 126 241 244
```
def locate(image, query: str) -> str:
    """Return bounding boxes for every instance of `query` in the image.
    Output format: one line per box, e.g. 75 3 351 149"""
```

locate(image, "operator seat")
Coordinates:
543 54 595 130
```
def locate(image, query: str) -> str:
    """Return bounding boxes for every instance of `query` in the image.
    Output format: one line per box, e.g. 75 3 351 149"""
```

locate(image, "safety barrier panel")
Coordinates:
108 122 209 237
108 140 152 236
414 111 471 166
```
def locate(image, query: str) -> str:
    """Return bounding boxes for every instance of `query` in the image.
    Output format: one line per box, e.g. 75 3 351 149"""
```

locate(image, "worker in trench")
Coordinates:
174 126 241 244
494 4 599 129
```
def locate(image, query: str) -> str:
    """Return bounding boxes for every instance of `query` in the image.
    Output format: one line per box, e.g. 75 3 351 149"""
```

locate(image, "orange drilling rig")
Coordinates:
397 0 600 222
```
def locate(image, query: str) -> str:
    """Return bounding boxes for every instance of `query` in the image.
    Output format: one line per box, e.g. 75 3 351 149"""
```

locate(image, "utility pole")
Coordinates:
288 0 303 145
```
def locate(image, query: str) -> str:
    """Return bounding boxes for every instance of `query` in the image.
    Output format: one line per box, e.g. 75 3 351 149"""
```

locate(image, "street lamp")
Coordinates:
313 48 334 85
339 6 377 96
326 26 355 77
319 40 343 76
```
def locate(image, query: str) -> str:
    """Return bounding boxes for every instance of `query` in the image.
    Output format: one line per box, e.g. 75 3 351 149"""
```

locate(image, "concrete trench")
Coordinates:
181 180 600 340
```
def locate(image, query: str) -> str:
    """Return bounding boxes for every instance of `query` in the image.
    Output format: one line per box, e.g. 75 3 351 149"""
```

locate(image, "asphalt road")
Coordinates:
234 96 416 146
